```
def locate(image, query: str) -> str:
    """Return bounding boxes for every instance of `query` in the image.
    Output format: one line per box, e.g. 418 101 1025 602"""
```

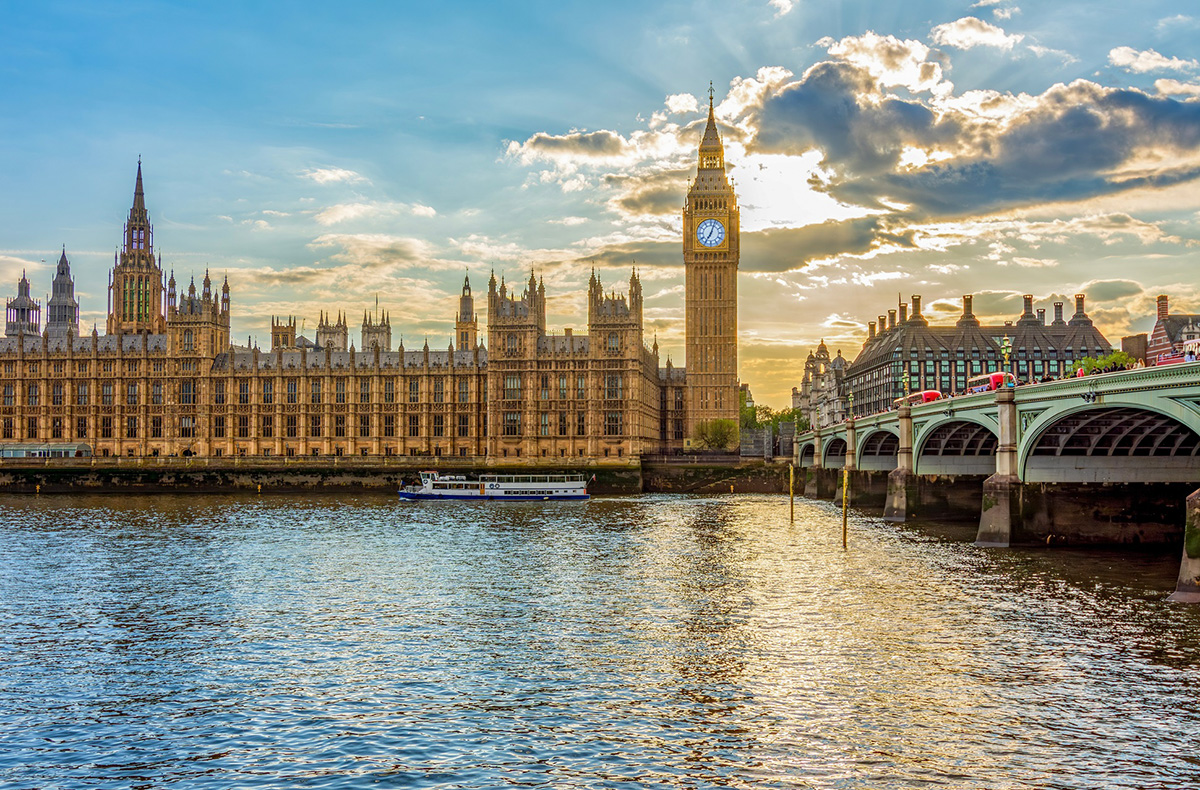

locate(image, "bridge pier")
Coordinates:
1170 489 1200 603
977 475 1022 547
976 388 1019 547
883 405 914 521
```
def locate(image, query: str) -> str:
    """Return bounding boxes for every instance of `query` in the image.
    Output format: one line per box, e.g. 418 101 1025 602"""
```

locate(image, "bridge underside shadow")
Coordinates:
883 420 998 523
987 406 1200 547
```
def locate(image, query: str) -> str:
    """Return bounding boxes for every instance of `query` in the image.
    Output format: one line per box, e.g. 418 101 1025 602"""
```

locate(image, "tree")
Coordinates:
1071 350 1137 376
692 418 738 450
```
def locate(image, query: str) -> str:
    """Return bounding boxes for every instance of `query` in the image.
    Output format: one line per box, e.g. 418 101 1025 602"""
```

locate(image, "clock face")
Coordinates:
696 218 725 248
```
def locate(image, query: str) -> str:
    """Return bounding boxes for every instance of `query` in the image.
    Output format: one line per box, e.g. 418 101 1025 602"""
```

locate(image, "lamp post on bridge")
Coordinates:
1001 335 1013 379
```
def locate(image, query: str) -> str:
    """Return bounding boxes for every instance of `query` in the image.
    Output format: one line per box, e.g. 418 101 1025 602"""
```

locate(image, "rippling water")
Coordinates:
2 492 1199 788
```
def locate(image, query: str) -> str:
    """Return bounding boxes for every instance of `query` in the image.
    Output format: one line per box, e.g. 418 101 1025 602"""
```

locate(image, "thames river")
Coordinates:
2 492 1198 788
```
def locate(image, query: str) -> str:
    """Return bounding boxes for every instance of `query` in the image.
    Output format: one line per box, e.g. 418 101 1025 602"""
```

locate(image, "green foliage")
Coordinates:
740 403 808 433
1070 350 1137 375
692 419 739 450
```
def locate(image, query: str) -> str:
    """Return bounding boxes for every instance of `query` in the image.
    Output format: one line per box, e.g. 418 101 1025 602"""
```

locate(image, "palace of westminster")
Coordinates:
0 100 742 461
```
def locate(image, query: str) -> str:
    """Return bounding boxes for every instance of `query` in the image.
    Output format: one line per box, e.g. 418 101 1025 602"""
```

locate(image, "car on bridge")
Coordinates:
965 371 1017 393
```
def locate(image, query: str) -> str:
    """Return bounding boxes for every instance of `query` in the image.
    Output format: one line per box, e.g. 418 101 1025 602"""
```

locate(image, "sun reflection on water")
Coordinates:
1 492 1198 788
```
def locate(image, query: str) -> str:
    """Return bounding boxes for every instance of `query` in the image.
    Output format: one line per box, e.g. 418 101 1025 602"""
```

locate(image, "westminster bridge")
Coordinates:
793 362 1200 601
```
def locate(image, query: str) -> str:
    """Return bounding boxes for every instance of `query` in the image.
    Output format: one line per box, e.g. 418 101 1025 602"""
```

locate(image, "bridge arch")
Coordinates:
915 417 998 476
1019 400 1200 483
823 436 847 469
797 441 817 468
858 429 899 471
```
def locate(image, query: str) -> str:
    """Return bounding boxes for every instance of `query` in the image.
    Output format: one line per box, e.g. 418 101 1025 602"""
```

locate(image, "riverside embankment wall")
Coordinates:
0 458 792 495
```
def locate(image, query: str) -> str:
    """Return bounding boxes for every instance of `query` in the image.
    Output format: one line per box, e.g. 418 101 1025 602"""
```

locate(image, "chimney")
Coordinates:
888 309 896 329
868 321 876 339
899 303 908 323
1037 308 1046 325
878 314 887 333
1053 302 1064 325
911 295 922 317
1022 294 1034 316
1069 294 1092 326
957 294 980 328
564 327 572 338
1158 295 1169 321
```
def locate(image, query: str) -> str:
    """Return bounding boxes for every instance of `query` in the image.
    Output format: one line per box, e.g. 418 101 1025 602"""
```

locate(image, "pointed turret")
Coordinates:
456 272 478 349
5 270 42 339
109 159 166 334
698 84 724 170
46 246 80 339
131 158 147 224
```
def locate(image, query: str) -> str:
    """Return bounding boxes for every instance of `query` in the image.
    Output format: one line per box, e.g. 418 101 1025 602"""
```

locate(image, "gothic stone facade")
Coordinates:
0 108 738 460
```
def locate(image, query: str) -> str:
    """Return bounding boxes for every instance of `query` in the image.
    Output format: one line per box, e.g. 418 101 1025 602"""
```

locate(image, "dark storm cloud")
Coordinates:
745 65 1200 219
1079 279 1144 301
512 129 631 159
604 166 692 217
748 62 961 179
857 86 1200 216
749 217 917 271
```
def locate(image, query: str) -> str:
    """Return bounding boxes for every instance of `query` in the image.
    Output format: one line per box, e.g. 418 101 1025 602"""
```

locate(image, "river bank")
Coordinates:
0 456 792 495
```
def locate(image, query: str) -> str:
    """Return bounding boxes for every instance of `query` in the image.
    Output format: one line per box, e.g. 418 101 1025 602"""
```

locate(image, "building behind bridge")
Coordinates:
796 293 1113 426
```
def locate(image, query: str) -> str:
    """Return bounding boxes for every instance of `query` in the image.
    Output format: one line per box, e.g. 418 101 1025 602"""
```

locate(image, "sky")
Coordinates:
2 0 1199 408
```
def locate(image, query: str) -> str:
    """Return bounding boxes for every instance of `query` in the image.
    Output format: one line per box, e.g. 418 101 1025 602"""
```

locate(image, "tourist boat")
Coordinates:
398 470 591 501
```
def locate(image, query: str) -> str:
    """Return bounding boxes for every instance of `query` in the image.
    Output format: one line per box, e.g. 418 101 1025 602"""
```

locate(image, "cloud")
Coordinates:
747 61 962 178
301 167 368 184
307 233 432 268
314 201 437 225
747 216 918 272
747 68 1200 218
1029 45 1078 64
506 129 633 165
768 0 794 16
1108 46 1198 73
314 203 381 225
665 93 699 114
930 17 1024 50
1156 79 1200 97
993 7 1018 20
603 166 692 217
1156 15 1199 34
1078 278 1144 301
819 31 947 93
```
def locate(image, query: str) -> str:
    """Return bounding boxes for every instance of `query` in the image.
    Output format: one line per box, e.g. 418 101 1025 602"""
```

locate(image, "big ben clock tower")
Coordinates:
684 87 740 435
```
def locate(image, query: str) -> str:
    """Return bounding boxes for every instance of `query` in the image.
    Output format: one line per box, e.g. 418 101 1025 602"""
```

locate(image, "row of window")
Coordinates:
1 415 193 441
2 381 197 406
502 374 625 401
5 410 629 441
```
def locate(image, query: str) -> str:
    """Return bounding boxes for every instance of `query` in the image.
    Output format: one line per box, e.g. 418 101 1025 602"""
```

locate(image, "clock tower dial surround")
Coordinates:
683 88 740 436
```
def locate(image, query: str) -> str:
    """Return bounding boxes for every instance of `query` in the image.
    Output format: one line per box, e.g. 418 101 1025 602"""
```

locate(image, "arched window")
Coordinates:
607 332 619 353
183 329 194 352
